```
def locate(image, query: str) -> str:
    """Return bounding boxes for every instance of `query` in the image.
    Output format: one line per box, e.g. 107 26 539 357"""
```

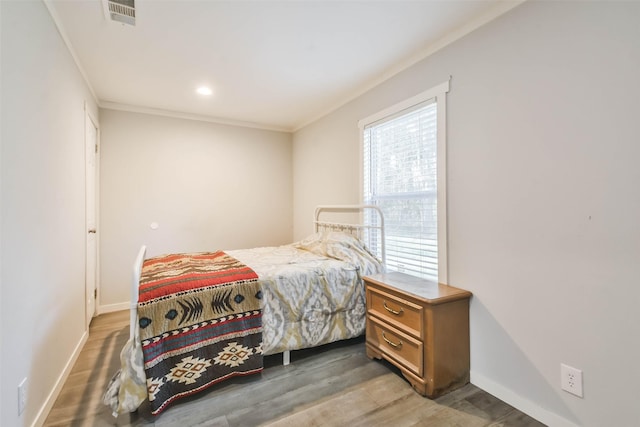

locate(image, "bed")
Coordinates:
104 205 385 416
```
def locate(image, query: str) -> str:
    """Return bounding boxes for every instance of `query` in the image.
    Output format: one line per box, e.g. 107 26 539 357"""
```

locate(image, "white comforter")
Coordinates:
229 231 384 355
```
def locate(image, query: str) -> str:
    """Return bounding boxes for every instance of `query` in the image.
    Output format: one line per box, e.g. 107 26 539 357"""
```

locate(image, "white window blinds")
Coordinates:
363 100 438 281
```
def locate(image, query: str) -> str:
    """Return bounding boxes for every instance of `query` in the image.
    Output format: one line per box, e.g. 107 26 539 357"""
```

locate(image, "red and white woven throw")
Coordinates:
137 251 263 415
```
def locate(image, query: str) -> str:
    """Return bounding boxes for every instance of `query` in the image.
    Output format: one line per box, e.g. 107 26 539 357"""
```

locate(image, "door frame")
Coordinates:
84 102 100 329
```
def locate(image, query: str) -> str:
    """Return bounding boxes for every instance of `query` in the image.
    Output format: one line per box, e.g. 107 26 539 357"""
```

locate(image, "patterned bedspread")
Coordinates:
229 232 384 355
137 251 263 415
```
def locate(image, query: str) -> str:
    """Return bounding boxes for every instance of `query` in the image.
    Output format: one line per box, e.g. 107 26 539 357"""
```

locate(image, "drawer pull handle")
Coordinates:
382 331 403 349
383 301 404 315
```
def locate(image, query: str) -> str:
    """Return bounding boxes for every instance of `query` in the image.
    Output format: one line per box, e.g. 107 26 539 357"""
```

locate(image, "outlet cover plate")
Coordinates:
561 363 583 398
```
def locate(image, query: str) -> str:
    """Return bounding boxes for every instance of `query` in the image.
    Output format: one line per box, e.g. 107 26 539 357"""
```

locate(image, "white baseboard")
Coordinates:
471 371 579 427
32 330 89 427
98 301 129 314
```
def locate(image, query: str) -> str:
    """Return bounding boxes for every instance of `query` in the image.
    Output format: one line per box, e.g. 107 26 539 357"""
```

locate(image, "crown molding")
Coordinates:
99 101 293 133
42 0 99 104
292 0 526 132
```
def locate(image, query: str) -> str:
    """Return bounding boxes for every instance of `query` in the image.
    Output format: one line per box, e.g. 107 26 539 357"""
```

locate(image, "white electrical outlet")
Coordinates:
18 378 27 415
561 363 583 398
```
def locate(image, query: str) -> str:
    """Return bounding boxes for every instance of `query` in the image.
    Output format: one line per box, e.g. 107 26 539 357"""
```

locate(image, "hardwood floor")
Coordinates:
44 311 546 427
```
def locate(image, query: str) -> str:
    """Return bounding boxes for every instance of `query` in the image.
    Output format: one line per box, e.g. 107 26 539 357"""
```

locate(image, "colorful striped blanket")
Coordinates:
137 251 263 415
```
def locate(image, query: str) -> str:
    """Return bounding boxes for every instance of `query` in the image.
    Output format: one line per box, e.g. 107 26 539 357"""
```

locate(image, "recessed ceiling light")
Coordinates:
196 86 212 96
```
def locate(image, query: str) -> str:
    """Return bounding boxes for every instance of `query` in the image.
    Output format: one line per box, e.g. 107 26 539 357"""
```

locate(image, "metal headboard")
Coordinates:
314 204 386 266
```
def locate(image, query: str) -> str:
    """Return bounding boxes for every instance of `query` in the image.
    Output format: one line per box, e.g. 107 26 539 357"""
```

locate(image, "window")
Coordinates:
360 81 449 283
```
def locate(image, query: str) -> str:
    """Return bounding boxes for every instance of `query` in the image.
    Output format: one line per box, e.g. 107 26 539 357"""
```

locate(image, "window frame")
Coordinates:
358 79 450 284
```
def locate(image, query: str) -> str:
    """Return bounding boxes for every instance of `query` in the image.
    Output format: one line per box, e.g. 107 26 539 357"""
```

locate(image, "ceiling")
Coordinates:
46 0 520 131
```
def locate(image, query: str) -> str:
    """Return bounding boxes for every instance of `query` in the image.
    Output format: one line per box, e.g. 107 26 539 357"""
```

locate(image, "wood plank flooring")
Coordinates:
43 311 546 427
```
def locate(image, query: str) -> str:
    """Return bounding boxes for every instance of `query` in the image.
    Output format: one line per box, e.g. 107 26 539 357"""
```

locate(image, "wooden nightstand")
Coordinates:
364 272 471 398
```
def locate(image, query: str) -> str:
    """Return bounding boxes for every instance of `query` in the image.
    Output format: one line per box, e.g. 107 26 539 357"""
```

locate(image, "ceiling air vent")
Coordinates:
103 0 135 26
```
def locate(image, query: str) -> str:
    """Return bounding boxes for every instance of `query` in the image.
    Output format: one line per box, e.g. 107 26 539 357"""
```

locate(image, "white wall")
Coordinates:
0 1 4 422
99 109 292 309
293 1 640 426
1 1 99 426
293 113 362 237
0 1 4 423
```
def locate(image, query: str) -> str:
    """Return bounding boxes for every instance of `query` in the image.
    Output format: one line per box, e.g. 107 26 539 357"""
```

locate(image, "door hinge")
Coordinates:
95 143 99 154
94 288 98 299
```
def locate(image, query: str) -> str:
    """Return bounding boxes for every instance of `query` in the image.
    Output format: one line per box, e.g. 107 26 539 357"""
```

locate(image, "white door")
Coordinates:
85 110 98 328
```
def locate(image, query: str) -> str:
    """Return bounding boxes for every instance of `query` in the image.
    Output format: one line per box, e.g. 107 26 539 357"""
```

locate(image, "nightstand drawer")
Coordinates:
367 316 423 377
367 286 424 339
